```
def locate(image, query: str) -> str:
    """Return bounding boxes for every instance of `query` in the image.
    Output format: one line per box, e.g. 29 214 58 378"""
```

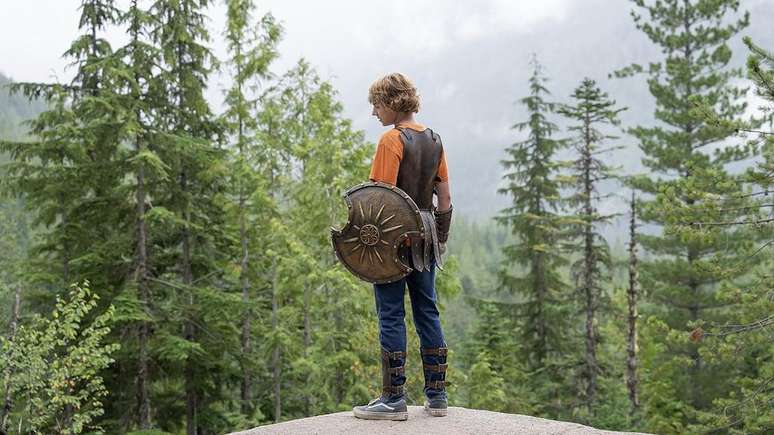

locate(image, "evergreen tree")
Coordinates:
285 63 375 414
681 37 774 434
0 0 135 323
0 2 482 432
221 0 281 419
252 60 376 420
95 1 175 430
6 0 127 296
619 0 761 430
558 78 625 416
0 87 80 295
467 352 507 411
0 2 161 431
459 300 531 414
119 1 156 429
496 56 574 418
146 1 234 432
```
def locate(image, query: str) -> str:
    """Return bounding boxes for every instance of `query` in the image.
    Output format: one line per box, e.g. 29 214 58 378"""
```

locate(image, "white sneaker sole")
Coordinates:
424 403 448 417
352 407 408 421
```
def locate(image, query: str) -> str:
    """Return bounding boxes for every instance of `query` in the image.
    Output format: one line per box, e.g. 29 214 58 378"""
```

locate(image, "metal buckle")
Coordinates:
421 347 448 356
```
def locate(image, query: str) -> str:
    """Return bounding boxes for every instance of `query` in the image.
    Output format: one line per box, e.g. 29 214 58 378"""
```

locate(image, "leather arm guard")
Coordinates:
434 204 453 244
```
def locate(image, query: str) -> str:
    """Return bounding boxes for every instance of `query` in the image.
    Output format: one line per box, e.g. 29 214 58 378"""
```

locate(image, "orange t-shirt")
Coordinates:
369 121 449 185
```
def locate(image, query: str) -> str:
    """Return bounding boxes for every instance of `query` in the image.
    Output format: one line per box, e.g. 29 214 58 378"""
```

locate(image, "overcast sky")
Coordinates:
2 0 773 222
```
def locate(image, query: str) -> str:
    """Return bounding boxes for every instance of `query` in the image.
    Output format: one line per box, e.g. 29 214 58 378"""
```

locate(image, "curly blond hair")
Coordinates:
368 73 421 113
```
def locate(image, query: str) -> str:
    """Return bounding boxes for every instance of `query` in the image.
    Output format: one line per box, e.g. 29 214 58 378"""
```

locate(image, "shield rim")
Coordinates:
331 181 425 284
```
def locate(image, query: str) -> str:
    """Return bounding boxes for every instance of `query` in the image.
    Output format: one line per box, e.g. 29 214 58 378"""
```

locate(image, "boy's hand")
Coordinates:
439 243 447 256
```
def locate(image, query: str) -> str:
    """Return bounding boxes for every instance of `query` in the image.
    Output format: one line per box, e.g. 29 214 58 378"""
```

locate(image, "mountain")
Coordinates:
0 71 46 142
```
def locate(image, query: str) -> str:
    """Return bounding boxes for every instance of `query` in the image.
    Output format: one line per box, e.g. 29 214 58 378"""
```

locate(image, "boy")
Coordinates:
352 73 453 421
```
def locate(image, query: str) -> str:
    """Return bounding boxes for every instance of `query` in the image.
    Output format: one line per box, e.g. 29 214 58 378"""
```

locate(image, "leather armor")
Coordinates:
396 127 447 271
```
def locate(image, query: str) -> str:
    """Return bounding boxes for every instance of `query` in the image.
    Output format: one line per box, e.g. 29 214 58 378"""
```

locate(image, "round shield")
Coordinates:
330 182 425 284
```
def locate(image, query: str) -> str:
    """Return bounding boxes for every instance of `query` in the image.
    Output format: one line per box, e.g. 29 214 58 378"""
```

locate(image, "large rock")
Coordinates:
229 406 650 435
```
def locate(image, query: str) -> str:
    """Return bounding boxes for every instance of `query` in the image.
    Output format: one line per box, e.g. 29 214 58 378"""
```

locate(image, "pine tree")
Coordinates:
0 0 137 307
0 2 163 431
681 37 774 434
1 2 470 431
248 65 304 425
283 62 374 414
460 300 531 414
222 0 281 418
147 1 232 432
558 78 625 415
104 0 169 429
496 56 574 418
249 60 376 420
619 0 761 430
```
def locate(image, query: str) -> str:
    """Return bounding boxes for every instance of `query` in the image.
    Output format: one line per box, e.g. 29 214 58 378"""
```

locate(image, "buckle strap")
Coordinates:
382 349 406 360
425 380 445 390
388 365 405 376
422 363 448 373
420 347 448 357
382 385 404 395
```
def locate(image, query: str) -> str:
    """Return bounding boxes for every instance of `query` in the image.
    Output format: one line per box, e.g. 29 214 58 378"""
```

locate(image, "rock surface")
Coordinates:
228 406 650 435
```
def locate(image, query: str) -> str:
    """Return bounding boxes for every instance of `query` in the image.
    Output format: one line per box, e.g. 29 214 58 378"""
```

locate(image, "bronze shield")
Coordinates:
330 182 425 284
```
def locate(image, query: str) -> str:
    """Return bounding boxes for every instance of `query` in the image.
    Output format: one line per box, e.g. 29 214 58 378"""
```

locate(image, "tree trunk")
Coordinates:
303 284 311 415
135 134 152 430
582 119 598 412
233 47 255 417
58 191 70 285
626 192 640 413
129 7 152 427
532 186 547 368
271 261 282 423
682 7 703 409
332 284 344 406
684 178 702 408
534 253 547 367
181 171 197 435
239 207 252 415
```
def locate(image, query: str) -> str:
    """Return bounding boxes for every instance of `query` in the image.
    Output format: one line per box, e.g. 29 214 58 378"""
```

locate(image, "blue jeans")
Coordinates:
374 251 447 399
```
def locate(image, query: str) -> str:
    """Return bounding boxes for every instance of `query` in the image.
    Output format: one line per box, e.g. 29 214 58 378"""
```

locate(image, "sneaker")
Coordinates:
353 395 408 421
423 396 448 417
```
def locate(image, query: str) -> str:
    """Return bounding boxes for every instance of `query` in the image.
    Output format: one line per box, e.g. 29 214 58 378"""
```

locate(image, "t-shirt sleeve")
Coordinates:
436 148 449 183
369 131 403 185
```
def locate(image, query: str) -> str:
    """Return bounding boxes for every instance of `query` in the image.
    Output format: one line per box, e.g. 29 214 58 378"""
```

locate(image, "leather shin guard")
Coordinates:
381 348 406 397
420 346 448 394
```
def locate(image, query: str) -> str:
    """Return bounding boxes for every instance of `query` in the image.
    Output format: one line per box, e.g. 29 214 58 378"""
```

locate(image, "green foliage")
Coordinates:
1 281 118 434
5 1 773 434
557 78 625 416
251 60 378 419
456 300 533 415
492 57 578 421
589 297 642 431
621 0 763 431
467 352 507 411
682 37 774 435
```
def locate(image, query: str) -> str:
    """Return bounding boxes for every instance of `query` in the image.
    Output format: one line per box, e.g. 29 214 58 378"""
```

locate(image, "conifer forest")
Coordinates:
0 1 772 434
